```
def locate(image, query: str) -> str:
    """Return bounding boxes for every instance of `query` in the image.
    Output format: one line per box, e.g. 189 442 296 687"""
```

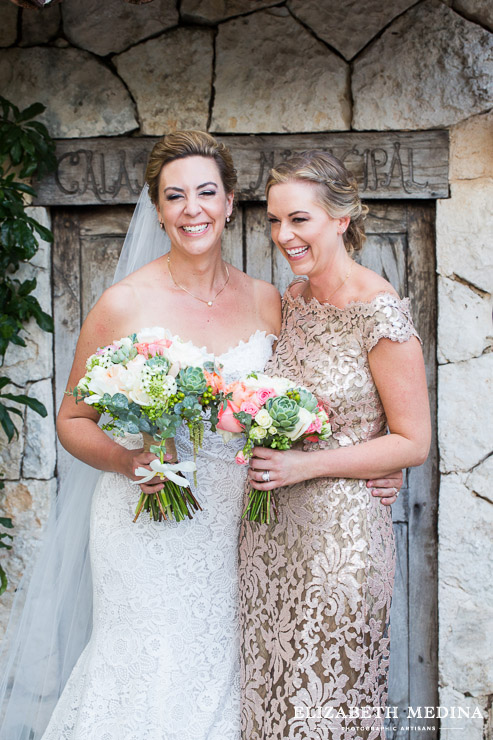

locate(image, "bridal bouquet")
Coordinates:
72 327 223 523
216 373 332 523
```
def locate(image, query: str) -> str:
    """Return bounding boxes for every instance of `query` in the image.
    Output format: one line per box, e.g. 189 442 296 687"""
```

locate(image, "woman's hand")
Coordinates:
117 445 173 494
248 447 323 490
367 469 403 506
249 446 404 506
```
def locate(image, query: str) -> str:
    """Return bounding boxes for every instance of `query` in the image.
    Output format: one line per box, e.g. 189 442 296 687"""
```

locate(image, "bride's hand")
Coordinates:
118 446 173 494
248 447 308 489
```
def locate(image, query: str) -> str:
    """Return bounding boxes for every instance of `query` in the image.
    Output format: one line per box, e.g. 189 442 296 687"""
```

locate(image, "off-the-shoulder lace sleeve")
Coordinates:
361 293 421 352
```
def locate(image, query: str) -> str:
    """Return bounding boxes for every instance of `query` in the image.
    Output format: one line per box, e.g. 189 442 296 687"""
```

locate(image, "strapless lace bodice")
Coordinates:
42 330 275 740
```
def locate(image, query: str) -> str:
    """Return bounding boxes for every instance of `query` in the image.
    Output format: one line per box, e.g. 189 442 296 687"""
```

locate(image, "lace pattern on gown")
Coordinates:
42 331 275 740
239 284 420 740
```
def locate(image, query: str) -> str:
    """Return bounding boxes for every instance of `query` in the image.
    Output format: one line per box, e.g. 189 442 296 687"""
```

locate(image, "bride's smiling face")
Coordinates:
156 156 234 257
267 180 349 278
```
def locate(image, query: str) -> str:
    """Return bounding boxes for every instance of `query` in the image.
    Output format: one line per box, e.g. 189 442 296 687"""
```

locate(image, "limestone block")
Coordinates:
437 277 492 364
22 379 56 480
2 208 53 385
115 28 213 135
62 0 178 56
0 385 25 479
288 0 416 61
438 473 493 692
436 179 493 294
449 110 493 181
0 47 138 137
0 478 56 638
181 0 278 24
352 1 493 130
466 454 493 504
438 354 493 473
20 3 61 45
211 8 350 133
452 0 493 32
439 686 486 740
0 1 18 46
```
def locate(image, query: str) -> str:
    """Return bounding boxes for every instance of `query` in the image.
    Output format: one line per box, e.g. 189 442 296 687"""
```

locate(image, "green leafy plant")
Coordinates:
0 505 14 596
0 95 57 441
0 97 57 593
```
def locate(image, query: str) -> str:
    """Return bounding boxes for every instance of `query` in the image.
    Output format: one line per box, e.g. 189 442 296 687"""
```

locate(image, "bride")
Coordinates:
0 131 401 740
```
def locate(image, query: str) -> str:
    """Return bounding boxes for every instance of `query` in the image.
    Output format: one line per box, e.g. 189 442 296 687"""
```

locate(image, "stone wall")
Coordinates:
0 0 492 734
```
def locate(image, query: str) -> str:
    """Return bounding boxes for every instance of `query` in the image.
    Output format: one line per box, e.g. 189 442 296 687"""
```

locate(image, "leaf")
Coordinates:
0 517 13 529
0 404 18 441
0 393 47 417
0 566 7 596
16 102 46 123
0 377 11 390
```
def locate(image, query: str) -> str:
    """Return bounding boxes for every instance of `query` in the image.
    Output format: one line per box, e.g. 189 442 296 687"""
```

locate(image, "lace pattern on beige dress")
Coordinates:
239 280 421 740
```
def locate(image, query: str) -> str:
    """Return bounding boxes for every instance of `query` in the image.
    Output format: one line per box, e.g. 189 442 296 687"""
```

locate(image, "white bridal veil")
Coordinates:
0 186 171 739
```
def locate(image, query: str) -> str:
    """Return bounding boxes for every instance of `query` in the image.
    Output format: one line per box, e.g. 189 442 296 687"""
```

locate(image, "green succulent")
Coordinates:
265 396 300 432
296 388 318 413
176 367 207 395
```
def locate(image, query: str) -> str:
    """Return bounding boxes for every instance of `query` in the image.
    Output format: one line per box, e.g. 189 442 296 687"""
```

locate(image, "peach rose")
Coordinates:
217 401 243 433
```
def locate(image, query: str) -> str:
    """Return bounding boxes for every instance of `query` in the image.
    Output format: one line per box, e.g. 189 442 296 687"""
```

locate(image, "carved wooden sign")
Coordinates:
34 131 448 205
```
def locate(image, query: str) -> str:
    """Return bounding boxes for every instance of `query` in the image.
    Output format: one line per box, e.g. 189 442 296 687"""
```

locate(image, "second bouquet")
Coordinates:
72 327 223 523
216 373 332 524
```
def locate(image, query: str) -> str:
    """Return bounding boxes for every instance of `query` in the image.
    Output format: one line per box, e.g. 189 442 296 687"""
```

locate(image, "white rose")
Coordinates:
250 426 267 441
85 364 128 399
128 387 152 406
136 326 167 343
164 340 205 369
283 407 314 440
245 373 295 395
255 409 273 429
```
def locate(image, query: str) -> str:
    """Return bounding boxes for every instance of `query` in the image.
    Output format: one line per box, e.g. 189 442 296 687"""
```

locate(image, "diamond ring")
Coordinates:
262 470 271 483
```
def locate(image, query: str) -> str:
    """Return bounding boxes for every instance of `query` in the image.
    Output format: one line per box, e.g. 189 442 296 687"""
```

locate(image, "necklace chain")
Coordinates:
167 255 230 307
319 261 354 304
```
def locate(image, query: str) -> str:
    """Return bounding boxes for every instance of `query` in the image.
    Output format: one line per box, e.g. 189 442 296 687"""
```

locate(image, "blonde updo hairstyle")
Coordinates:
265 150 368 254
145 130 237 224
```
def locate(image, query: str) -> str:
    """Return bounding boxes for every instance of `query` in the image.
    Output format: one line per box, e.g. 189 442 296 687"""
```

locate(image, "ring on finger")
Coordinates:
261 470 271 483
391 486 399 498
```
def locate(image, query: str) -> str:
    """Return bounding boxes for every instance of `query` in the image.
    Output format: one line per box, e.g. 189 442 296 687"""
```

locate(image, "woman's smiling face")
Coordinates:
267 180 349 278
156 155 233 257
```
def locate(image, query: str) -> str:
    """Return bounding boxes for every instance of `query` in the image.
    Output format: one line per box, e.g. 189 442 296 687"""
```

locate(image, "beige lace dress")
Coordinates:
238 279 420 740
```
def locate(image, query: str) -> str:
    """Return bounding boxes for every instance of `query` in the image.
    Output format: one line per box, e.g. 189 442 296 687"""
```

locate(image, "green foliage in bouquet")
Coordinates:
0 95 56 442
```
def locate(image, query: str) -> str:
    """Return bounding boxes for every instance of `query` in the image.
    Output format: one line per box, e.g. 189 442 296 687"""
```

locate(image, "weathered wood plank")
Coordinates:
221 210 243 271
34 131 449 206
52 210 81 483
357 233 407 297
387 522 410 740
244 204 272 283
81 236 125 320
406 203 438 740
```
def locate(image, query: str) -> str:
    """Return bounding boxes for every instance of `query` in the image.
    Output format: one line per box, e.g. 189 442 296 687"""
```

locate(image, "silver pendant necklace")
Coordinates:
167 255 230 307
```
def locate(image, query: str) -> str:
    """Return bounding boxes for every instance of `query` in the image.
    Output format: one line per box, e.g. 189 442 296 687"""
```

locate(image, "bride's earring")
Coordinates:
159 222 165 230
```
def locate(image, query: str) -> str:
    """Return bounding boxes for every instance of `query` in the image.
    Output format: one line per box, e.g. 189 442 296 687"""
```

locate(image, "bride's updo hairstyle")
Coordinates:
266 150 368 254
146 130 237 222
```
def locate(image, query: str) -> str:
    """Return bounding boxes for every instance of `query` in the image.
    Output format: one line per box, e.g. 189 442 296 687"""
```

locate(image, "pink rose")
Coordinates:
240 401 260 418
304 435 319 443
217 401 244 433
256 387 277 405
305 417 323 435
235 451 248 465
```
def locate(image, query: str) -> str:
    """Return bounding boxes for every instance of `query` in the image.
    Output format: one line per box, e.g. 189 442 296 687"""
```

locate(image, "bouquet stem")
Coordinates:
134 432 202 523
242 488 278 524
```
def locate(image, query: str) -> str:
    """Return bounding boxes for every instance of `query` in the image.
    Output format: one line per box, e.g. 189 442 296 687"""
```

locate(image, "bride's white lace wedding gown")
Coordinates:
42 330 275 740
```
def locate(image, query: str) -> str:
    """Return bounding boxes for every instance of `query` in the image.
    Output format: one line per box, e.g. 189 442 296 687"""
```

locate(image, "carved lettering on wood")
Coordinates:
35 132 448 205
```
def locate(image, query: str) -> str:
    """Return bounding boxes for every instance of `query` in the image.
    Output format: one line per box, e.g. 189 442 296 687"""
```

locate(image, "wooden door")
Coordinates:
52 200 438 739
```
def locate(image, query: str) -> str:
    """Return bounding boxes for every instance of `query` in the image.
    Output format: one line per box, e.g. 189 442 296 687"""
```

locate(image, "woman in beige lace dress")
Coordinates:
238 152 431 740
